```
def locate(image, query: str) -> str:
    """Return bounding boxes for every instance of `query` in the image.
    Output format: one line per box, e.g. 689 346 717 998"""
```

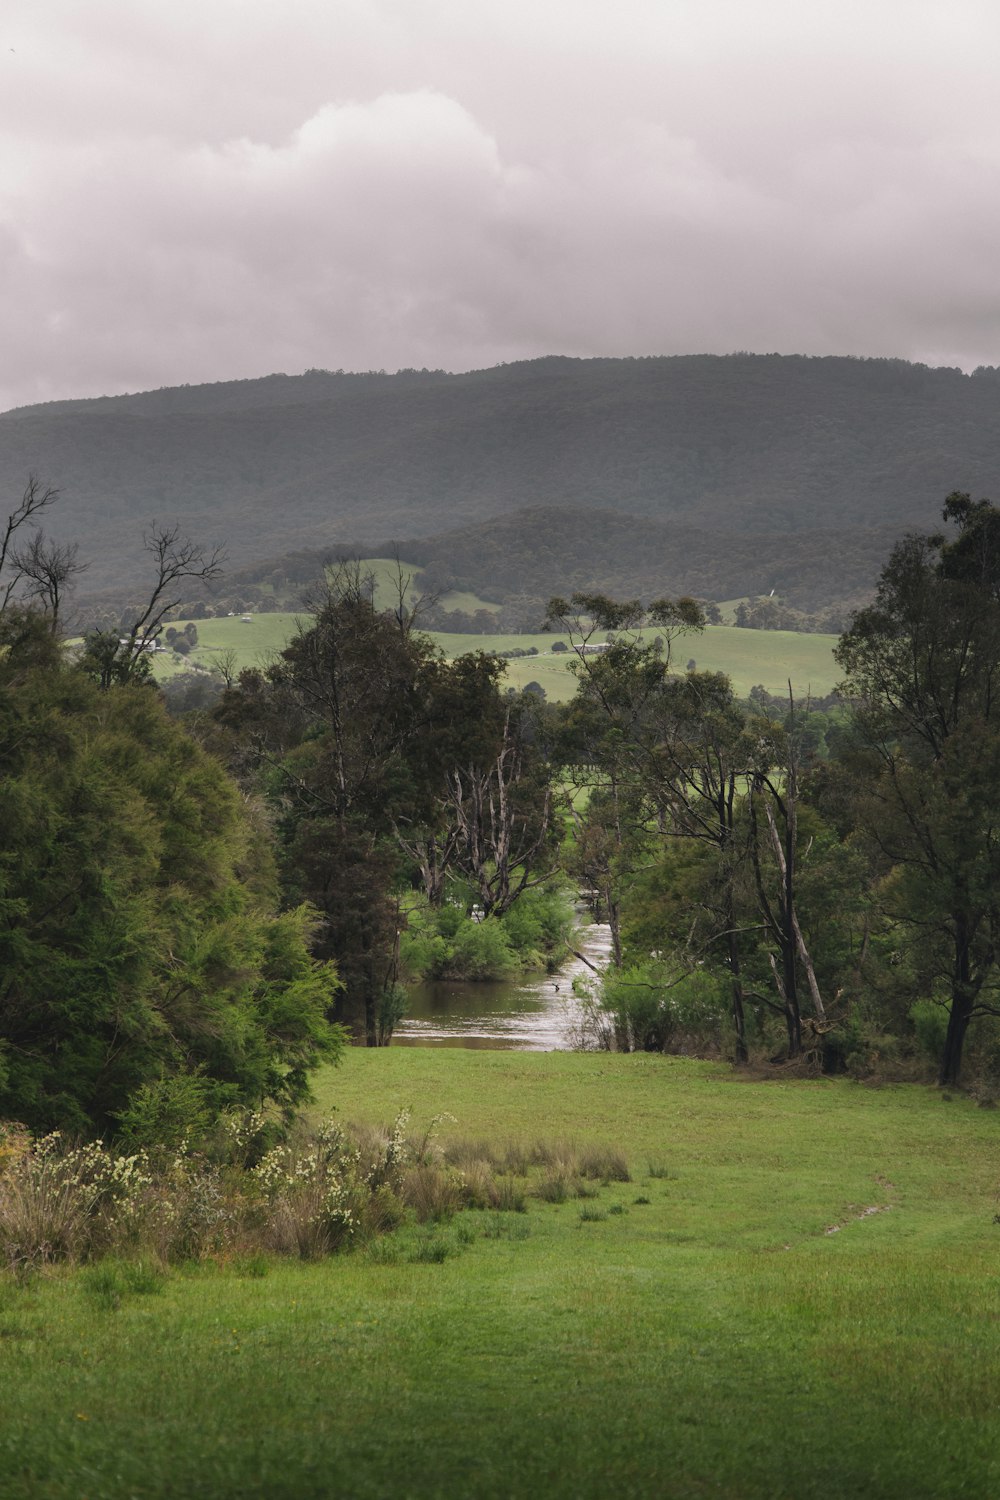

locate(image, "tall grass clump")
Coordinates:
0 1110 414 1269
0 1112 631 1270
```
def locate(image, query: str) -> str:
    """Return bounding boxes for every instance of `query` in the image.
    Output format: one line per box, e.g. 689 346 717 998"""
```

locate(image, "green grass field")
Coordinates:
156 614 839 701
3 1052 998 1499
150 556 838 699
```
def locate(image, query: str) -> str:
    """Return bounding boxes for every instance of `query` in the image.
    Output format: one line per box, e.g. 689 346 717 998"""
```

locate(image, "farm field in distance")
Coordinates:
153 580 840 700
3 1051 997 1499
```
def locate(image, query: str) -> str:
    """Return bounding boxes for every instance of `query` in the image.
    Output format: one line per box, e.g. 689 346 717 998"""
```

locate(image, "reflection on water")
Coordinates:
392 918 613 1051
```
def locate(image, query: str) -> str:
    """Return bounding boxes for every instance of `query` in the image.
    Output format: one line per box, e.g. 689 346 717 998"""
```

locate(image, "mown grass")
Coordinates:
2 1051 997 1498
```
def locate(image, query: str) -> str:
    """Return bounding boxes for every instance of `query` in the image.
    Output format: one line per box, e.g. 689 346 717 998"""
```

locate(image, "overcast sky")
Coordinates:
3 0 1000 411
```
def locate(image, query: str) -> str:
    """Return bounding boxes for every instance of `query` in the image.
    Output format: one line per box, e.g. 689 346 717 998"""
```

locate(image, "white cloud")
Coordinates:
3 0 1000 409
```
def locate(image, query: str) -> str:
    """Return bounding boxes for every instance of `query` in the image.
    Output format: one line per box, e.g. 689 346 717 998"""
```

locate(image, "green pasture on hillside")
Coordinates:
3 1052 998 1499
154 612 839 701
332 558 501 620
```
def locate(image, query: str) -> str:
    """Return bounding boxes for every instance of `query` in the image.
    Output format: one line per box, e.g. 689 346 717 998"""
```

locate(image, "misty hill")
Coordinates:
3 353 999 599
396 506 901 620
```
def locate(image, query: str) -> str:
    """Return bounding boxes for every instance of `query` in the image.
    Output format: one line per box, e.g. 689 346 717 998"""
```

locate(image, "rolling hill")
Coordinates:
3 353 998 604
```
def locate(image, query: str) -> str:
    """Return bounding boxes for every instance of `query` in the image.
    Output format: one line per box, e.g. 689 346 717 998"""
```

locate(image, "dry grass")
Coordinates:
400 1164 463 1223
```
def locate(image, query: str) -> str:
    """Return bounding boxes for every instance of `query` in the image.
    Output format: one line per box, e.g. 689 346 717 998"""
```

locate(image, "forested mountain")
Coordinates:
3 353 1000 600
397 506 901 617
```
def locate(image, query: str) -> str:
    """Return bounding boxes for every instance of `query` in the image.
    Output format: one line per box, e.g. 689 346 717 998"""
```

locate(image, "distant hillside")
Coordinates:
3 354 998 599
394 506 900 619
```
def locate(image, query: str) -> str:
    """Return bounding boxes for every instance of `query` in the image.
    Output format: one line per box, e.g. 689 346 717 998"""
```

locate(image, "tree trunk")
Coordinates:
763 797 825 1020
939 914 977 1086
723 891 749 1064
782 940 802 1057
938 997 972 1086
606 889 623 968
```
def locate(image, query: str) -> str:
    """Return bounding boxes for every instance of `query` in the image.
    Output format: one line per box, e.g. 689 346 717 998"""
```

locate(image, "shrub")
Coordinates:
0 1118 632 1271
598 963 726 1053
909 1000 949 1065
448 920 518 980
457 1159 502 1210
444 1137 502 1172
114 1076 217 1161
358 1184 406 1238
494 1179 527 1213
0 1134 155 1270
375 984 408 1046
536 1172 579 1203
528 1140 578 1170
400 909 518 981
251 1123 366 1258
500 1141 531 1176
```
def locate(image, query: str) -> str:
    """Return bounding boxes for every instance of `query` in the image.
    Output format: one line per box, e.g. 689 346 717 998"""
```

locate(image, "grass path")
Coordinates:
2 1053 997 1498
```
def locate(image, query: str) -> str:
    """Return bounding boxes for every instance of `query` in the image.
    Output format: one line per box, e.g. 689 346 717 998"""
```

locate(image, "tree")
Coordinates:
10 531 87 634
547 593 834 1063
215 565 451 1044
836 494 1000 1085
216 569 561 1041
444 693 558 919
546 594 762 1053
390 649 508 908
0 633 342 1134
0 476 86 632
745 699 827 1060
81 524 224 688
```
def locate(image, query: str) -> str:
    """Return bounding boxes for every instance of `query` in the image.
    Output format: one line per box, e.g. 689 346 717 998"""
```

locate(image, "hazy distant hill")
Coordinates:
3 353 999 598
394 506 901 619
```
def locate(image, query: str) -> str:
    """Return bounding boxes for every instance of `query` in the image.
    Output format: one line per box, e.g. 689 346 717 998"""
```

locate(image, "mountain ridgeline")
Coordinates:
3 353 1000 608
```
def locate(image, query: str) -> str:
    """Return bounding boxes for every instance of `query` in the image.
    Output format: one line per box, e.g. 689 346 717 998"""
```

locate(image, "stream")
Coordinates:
392 917 613 1051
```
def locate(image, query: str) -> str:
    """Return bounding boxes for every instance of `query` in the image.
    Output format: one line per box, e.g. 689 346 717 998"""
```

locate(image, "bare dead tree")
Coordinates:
11 531 87 633
212 647 240 688
446 706 556 918
384 550 443 637
0 475 61 612
85 524 225 688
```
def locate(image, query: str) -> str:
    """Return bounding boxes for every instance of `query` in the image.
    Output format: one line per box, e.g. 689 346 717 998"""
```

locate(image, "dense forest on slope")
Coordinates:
396 506 900 618
3 354 1000 602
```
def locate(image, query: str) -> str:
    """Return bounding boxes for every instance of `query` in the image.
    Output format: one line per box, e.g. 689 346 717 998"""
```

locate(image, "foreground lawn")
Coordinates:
2 1052 998 1499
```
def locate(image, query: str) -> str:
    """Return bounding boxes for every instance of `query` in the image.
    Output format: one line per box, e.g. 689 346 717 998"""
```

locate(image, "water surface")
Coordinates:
392 919 612 1051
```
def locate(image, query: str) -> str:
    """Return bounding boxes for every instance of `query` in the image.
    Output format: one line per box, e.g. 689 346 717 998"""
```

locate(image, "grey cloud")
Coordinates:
3 0 1000 410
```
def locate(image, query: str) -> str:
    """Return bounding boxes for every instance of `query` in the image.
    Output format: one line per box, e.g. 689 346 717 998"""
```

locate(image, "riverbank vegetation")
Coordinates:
399 884 574 982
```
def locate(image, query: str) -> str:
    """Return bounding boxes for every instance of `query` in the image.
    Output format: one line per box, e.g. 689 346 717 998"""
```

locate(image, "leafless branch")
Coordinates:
0 475 61 611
